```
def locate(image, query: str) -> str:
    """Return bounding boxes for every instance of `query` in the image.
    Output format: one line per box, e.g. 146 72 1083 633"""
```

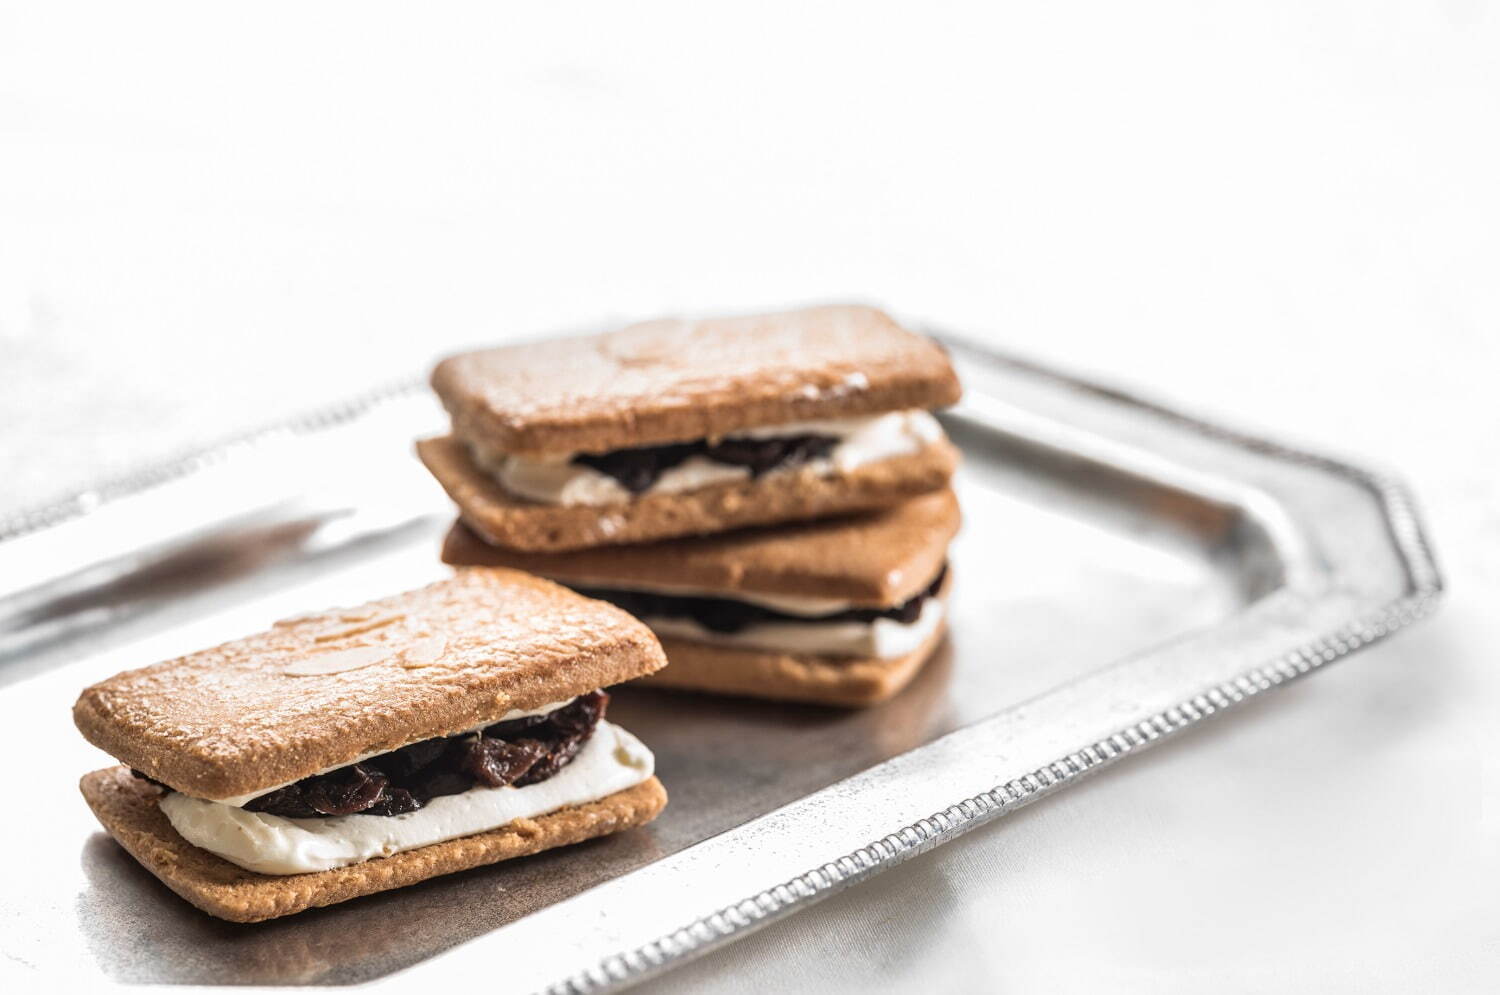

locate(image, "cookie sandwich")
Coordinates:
417 304 962 552
442 490 960 707
73 569 668 922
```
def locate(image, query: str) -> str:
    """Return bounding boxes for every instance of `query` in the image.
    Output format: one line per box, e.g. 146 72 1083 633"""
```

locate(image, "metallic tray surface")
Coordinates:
0 338 1440 991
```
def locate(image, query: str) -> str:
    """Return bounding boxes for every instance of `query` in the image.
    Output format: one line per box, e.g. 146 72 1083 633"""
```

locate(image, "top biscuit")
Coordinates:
72 569 666 801
432 305 961 458
442 489 961 607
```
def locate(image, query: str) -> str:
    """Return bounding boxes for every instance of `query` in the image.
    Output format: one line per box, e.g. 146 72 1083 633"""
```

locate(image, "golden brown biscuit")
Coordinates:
74 569 666 800
432 305 961 459
80 766 667 923
641 611 949 708
440 490 960 607
418 434 959 553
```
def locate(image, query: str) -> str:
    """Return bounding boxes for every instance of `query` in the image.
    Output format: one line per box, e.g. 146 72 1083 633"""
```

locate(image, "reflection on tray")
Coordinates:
78 818 668 985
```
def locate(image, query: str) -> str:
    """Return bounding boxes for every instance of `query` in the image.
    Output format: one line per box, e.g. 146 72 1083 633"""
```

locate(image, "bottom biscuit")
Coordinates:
418 433 960 552
642 616 949 708
79 766 668 923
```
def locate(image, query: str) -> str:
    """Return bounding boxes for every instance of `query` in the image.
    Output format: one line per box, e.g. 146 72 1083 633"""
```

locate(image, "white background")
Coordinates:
2 2 1497 991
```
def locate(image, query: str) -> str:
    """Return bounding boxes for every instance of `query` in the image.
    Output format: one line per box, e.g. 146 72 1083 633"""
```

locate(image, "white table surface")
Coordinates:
3 3 1496 991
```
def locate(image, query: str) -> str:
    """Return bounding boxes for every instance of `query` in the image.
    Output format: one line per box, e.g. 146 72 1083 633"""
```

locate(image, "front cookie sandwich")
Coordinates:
418 304 962 552
442 490 961 707
73 569 668 922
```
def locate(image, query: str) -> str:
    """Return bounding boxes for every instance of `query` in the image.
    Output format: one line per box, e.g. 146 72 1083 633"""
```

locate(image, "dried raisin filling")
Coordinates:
572 564 948 635
129 691 610 818
573 433 839 494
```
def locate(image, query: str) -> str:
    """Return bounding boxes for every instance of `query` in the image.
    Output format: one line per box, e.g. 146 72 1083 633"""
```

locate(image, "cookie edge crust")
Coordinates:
640 604 950 708
439 488 960 607
79 766 668 923
418 434 960 553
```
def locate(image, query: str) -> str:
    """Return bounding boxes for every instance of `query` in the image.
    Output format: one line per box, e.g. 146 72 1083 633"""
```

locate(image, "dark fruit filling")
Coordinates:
133 691 608 818
573 564 948 635
573 433 839 494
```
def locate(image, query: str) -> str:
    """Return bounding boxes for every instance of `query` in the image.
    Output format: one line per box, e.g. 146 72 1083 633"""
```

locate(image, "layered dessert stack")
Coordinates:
422 305 964 706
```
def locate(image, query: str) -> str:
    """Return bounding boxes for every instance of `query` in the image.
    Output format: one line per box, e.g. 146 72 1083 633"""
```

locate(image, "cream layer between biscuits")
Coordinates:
160 721 653 875
474 409 945 506
643 595 945 659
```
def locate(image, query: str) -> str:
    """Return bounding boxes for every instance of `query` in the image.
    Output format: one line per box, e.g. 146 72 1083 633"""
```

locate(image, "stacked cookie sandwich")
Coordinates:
417 304 960 551
424 305 963 706
443 490 959 706
74 570 668 922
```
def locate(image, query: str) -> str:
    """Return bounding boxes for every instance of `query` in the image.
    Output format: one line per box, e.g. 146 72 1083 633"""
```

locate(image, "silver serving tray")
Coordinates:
0 336 1441 992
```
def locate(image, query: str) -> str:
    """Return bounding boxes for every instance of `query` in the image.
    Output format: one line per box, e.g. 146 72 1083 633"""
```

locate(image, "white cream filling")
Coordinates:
645 595 945 659
477 409 945 506
160 721 653 875
211 697 576 807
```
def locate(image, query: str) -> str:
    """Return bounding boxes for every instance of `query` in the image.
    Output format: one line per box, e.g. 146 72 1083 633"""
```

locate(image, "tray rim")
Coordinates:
527 337 1443 994
0 334 1444 993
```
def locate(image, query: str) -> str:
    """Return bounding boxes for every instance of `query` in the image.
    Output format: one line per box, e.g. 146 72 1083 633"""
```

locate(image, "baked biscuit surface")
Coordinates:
433 305 962 458
72 569 666 800
441 489 961 607
643 625 947 707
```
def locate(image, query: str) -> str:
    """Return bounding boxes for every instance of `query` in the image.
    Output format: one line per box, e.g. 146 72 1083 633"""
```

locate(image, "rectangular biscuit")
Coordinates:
640 605 950 708
80 766 668 923
432 305 962 459
418 433 959 553
73 569 667 800
440 490 961 607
